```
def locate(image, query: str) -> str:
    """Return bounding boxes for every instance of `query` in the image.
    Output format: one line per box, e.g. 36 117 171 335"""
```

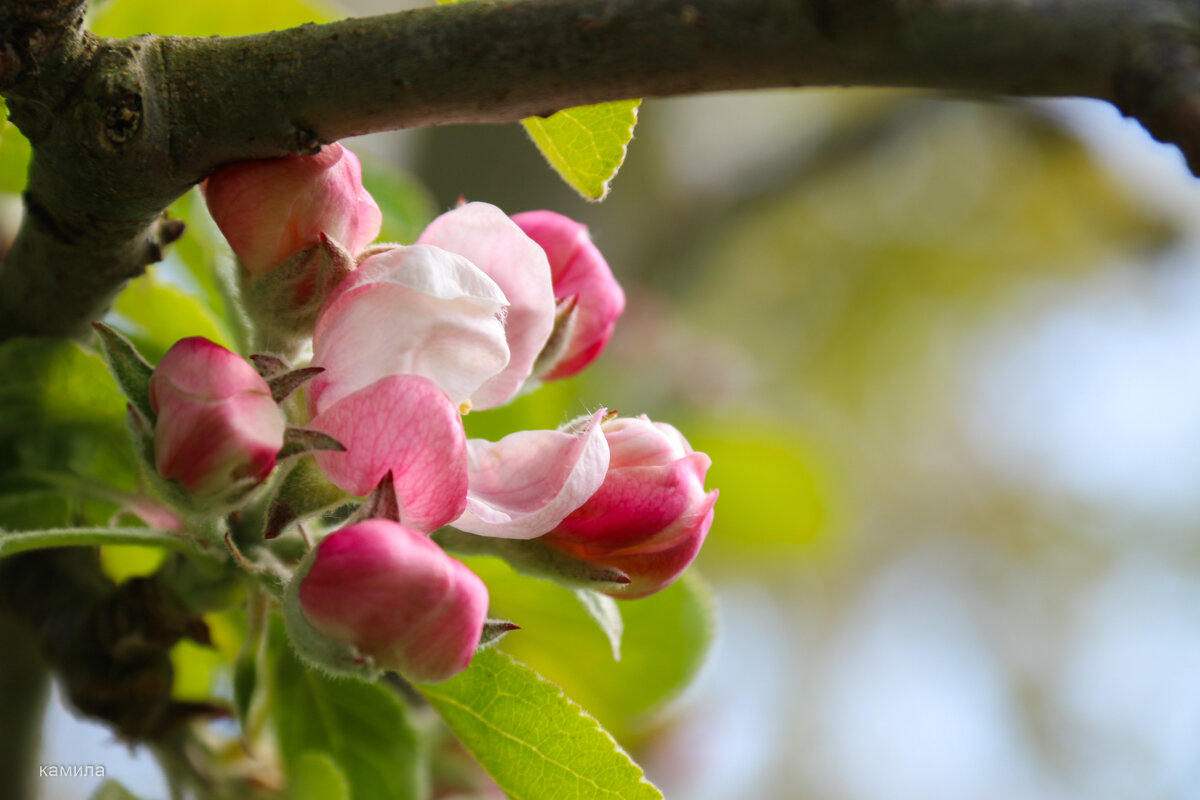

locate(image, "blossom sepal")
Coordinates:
478 619 521 649
435 528 632 590
241 235 356 354
93 322 155 422
262 458 352 540
530 295 580 379
266 366 325 404
276 427 346 462
343 471 402 527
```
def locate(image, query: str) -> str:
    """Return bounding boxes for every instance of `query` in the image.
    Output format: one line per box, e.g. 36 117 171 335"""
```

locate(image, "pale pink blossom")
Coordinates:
512 210 625 380
205 143 381 275
148 337 285 494
453 409 610 539
418 203 555 409
308 244 510 416
298 520 488 683
309 374 468 533
541 415 717 598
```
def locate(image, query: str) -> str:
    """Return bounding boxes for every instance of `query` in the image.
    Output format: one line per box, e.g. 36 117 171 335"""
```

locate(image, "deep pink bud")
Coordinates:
542 415 717 598
148 337 285 494
511 210 625 380
204 143 382 275
298 520 489 683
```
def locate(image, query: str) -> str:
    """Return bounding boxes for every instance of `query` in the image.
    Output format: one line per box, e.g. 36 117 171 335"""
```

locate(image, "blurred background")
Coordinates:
23 1 1200 798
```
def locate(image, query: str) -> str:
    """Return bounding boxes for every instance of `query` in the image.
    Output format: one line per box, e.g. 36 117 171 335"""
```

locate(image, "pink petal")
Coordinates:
310 375 468 532
418 203 555 410
309 245 510 415
453 409 610 539
603 415 693 468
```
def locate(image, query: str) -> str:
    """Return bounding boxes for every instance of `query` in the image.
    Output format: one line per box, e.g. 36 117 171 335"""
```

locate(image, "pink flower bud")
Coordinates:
204 143 382 275
298 520 489 683
148 337 286 494
541 416 717 599
511 210 625 380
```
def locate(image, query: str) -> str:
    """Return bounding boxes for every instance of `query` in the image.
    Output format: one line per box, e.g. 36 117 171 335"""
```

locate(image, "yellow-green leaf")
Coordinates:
522 100 641 201
90 0 340 37
0 100 31 194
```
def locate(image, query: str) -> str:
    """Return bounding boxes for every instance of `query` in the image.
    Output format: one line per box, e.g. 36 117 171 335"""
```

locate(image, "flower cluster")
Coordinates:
122 144 716 682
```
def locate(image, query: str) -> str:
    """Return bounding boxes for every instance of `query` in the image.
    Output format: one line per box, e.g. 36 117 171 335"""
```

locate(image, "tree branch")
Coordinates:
2 0 1200 339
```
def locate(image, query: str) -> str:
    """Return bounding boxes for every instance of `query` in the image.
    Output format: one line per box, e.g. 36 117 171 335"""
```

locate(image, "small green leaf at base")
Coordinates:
522 100 642 201
419 648 662 800
92 322 156 422
574 589 623 662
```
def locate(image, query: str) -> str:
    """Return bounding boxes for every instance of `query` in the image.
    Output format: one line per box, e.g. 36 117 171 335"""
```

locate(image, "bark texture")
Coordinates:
2 0 1200 338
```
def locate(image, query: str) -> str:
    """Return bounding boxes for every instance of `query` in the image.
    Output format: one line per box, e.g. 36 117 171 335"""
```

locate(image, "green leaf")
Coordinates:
464 558 714 740
292 752 352 800
110 273 234 363
89 0 340 37
274 645 425 800
0 339 137 528
521 100 641 201
574 589 623 661
99 544 168 583
419 647 662 800
0 99 31 194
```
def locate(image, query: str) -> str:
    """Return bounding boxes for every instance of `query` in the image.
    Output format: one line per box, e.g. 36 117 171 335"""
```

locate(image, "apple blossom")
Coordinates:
511 210 625 380
308 242 511 416
204 143 381 275
453 409 611 539
540 415 717 599
148 337 286 495
298 519 488 683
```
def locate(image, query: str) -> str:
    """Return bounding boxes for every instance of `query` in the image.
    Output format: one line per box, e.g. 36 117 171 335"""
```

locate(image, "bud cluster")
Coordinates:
100 144 716 683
